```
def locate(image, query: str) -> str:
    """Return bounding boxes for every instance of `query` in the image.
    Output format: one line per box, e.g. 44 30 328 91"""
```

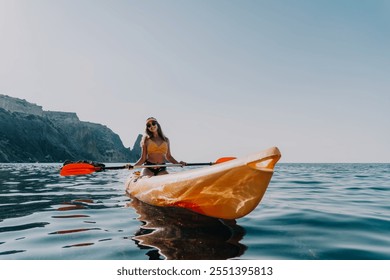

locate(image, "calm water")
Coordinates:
0 163 389 260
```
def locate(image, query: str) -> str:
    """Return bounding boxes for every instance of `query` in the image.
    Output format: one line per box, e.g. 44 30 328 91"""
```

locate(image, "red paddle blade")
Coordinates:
215 157 236 164
60 163 102 176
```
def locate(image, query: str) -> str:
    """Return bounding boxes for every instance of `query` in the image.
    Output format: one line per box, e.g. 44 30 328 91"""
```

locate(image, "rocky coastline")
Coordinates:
0 94 141 163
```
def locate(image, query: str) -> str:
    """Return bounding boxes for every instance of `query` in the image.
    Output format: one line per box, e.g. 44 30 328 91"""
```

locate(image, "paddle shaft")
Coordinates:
60 157 235 176
103 162 213 170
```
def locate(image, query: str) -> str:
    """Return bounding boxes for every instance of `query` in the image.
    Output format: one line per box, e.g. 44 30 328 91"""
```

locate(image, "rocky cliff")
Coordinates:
0 94 141 163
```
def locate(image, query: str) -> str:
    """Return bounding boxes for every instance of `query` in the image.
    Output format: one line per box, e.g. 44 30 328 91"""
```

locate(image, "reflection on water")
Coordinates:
127 197 246 260
2 163 389 259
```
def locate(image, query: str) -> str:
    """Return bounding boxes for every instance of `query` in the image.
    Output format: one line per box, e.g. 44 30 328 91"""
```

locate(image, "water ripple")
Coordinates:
0 163 389 259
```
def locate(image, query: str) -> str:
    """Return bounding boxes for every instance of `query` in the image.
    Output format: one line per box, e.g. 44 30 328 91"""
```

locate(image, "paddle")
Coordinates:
59 157 236 176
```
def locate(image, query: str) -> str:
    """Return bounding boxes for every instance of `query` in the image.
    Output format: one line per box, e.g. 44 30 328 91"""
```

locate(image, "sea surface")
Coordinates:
0 163 389 260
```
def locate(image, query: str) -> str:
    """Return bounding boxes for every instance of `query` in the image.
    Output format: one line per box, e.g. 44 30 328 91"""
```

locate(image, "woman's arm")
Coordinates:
165 139 186 165
134 138 148 166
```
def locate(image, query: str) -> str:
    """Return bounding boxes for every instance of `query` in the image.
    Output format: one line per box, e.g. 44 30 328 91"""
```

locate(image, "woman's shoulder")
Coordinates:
141 135 150 146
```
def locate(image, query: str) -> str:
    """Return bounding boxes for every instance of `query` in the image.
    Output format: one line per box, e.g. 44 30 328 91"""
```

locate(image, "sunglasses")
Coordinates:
146 121 157 128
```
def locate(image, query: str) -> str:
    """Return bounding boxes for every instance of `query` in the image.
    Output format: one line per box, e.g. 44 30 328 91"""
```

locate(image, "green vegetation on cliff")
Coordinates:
0 94 141 163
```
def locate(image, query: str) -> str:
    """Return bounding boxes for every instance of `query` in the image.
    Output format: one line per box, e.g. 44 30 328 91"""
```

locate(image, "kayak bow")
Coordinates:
126 147 281 219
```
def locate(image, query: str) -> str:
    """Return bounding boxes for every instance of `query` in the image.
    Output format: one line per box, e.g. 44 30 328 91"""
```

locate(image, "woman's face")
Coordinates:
147 120 158 133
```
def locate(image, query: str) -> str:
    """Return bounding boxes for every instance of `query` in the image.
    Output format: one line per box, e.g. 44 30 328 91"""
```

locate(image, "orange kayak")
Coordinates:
126 147 281 219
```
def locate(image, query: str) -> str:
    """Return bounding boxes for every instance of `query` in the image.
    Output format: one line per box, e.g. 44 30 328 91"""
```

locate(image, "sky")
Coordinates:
0 0 389 163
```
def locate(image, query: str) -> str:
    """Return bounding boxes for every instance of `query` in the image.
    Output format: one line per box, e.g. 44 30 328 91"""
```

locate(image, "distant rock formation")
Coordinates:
0 94 141 163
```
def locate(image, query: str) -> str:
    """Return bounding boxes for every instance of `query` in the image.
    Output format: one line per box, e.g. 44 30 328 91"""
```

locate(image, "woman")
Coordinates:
133 117 186 176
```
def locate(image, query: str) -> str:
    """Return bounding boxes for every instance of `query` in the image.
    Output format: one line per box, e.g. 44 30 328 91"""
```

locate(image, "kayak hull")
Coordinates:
126 147 281 219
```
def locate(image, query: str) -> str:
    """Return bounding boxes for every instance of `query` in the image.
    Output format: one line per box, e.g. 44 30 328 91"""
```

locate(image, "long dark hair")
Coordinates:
145 117 168 141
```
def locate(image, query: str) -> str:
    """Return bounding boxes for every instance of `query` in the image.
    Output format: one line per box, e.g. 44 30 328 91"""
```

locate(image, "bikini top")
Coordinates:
147 139 168 154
